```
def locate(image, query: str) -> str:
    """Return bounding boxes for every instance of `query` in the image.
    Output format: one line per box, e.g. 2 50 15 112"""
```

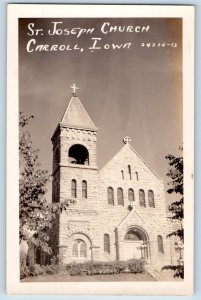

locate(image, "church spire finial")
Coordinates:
70 83 79 96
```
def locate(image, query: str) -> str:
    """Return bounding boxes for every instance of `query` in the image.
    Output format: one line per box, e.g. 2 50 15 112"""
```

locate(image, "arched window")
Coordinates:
128 188 135 202
157 235 164 253
80 242 87 257
68 144 89 165
71 179 77 198
128 165 132 180
107 187 114 205
117 188 124 206
82 180 87 199
139 189 145 207
72 239 87 258
72 242 78 257
135 171 139 181
104 234 110 253
121 170 124 180
148 190 155 207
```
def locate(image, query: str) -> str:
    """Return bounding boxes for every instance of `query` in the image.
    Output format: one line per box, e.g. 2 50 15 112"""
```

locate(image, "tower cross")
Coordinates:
70 83 79 95
123 136 131 144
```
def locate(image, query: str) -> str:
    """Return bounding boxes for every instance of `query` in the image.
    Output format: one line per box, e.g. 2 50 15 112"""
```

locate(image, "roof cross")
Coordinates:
123 136 131 144
70 83 79 95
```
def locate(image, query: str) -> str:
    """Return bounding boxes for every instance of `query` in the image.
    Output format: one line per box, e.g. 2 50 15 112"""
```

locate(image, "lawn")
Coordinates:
21 272 156 282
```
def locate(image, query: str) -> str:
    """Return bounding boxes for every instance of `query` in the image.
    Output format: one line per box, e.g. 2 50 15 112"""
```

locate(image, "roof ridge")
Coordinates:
128 144 161 179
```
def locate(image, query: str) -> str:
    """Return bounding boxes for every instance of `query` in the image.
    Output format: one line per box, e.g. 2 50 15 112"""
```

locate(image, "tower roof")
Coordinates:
60 96 97 130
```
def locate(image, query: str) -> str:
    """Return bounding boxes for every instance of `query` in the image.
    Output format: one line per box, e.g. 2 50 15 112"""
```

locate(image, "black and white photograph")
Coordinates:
7 4 194 295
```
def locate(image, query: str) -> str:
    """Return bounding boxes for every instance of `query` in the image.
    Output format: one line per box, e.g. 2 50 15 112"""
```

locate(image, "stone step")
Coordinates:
145 265 181 281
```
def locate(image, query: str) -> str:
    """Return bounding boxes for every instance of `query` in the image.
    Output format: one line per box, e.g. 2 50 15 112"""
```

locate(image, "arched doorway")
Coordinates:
123 227 149 260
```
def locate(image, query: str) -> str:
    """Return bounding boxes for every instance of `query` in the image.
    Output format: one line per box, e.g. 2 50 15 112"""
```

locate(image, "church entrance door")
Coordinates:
123 227 148 261
123 241 142 260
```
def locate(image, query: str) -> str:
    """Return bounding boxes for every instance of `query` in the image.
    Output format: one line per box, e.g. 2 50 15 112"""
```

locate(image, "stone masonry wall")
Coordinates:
60 126 97 168
96 143 172 271
51 123 174 272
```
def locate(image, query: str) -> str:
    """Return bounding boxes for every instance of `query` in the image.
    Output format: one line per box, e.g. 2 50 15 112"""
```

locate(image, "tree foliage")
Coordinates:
162 264 184 279
163 146 184 279
165 146 183 241
19 112 73 254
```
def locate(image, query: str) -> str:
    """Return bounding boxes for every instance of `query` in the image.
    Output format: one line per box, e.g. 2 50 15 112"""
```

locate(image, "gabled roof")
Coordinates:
128 143 161 179
117 206 152 229
100 143 162 180
60 96 97 130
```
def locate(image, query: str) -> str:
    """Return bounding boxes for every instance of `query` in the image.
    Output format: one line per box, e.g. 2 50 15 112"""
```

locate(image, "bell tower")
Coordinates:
51 84 98 207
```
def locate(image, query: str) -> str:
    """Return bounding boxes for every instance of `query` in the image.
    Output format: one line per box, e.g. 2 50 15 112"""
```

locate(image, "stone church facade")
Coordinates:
51 89 176 272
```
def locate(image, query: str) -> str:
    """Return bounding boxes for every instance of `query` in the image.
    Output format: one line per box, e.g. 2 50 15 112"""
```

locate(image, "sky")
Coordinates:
19 18 182 204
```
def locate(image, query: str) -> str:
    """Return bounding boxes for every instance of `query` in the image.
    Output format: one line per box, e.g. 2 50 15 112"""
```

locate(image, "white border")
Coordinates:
7 4 194 295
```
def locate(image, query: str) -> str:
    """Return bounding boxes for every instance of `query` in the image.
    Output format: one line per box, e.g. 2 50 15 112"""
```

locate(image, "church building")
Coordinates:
51 86 176 272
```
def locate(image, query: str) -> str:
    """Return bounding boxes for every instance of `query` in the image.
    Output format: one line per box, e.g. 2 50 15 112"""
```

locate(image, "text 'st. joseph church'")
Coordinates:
51 85 176 272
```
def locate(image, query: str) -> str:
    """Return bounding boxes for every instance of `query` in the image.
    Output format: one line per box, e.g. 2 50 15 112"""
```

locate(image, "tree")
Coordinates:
20 113 50 252
162 146 184 279
166 146 183 240
19 113 72 258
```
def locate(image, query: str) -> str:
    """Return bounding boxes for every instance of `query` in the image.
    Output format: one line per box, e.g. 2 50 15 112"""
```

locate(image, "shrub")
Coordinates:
44 264 56 275
20 256 62 279
66 259 145 276
162 264 184 279
127 259 144 273
46 256 60 274
29 264 44 276
20 259 145 279
20 264 31 279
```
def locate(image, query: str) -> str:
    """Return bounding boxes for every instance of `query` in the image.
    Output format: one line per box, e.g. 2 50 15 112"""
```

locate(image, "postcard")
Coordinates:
7 4 194 295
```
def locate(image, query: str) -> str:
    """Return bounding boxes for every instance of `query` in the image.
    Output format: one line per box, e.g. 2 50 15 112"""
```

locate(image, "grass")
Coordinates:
21 272 156 282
